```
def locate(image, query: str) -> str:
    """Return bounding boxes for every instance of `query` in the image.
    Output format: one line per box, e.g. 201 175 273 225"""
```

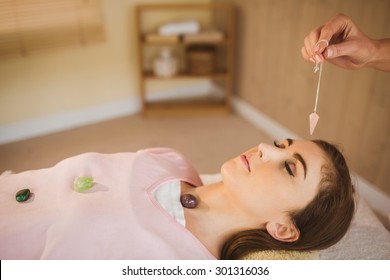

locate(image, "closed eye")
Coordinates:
284 161 296 177
275 139 305 179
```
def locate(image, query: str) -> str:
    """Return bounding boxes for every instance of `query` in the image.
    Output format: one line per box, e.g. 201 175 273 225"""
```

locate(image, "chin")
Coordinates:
220 161 241 187
221 160 235 175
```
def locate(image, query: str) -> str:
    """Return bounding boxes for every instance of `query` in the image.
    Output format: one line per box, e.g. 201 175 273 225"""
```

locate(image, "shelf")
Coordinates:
142 70 228 80
142 98 230 117
142 32 228 45
135 3 234 116
142 38 229 46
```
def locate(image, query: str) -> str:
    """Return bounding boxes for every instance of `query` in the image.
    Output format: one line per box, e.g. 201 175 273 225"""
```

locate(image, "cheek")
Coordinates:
221 160 265 189
248 168 293 203
221 164 298 217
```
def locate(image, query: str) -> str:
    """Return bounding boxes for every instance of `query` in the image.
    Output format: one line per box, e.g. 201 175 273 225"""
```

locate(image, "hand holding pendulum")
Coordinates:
180 193 198 209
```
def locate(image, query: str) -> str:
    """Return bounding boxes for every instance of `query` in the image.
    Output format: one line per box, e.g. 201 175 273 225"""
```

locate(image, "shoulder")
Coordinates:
138 147 188 161
134 148 202 186
134 147 194 171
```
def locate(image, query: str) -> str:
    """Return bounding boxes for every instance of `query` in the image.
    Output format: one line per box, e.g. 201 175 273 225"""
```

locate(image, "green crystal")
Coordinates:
16 188 31 202
73 176 94 192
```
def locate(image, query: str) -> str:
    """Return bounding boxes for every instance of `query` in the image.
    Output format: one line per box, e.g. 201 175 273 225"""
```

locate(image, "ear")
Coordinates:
266 221 300 242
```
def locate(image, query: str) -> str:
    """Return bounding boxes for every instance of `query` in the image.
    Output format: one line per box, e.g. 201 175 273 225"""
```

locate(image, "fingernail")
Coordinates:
325 48 333 58
314 54 321 63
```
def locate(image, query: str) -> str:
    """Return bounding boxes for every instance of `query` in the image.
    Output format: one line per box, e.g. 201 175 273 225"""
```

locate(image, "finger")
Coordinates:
303 38 324 64
324 46 336 59
301 46 315 63
324 40 357 59
301 46 316 64
303 37 318 59
314 39 329 55
303 36 313 58
301 46 309 60
324 56 358 70
309 36 327 64
318 13 351 48
306 27 322 57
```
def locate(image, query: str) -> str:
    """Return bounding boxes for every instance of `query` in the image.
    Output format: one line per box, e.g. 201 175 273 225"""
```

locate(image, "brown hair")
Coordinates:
220 139 356 259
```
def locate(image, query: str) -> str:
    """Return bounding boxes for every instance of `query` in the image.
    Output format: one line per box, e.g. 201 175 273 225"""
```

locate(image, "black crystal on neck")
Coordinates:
180 193 198 209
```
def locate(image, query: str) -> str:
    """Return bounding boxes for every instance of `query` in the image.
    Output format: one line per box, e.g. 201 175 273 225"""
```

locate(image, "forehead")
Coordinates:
292 139 323 154
293 139 327 176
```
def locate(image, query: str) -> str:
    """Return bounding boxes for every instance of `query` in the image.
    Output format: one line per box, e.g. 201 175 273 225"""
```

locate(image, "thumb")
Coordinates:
324 41 356 59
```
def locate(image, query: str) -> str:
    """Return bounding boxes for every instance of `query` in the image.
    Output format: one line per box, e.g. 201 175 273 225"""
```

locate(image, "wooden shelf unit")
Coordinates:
135 3 234 116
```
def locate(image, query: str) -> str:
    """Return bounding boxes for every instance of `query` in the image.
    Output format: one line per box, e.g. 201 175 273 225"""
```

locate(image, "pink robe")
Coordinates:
0 148 216 260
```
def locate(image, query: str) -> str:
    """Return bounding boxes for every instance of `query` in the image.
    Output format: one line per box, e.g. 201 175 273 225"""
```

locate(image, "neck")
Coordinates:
181 182 256 258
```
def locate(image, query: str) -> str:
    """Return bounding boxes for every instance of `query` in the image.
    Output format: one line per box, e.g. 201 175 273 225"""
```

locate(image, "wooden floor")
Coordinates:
0 113 273 174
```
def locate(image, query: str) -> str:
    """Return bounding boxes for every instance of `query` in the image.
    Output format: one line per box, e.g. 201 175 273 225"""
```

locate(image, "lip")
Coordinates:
240 154 251 172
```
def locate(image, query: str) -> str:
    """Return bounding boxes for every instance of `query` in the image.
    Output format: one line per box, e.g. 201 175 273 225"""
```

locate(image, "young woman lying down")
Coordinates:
0 138 355 260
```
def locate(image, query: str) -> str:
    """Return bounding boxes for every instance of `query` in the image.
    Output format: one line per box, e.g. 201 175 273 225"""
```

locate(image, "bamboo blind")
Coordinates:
0 0 105 57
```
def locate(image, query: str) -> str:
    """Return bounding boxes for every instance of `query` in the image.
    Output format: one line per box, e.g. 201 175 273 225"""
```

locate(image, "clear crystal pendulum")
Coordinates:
309 61 323 135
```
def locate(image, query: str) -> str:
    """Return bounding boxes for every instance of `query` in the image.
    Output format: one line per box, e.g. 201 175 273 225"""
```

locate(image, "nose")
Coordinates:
257 143 287 161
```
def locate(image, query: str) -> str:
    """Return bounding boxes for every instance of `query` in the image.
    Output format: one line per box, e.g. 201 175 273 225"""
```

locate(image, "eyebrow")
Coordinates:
287 138 307 179
293 153 307 179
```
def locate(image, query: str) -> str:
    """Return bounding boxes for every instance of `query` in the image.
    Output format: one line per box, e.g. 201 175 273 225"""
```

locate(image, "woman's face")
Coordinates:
220 139 327 224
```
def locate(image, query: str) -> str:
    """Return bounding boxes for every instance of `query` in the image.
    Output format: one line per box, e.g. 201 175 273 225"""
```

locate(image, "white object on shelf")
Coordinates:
153 49 178 78
158 20 200 36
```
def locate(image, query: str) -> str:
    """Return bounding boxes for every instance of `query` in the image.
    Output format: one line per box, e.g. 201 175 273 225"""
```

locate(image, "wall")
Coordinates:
228 0 390 195
1 0 389 196
0 0 211 127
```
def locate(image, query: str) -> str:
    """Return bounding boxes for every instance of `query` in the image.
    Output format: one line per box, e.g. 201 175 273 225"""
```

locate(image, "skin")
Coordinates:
301 13 390 72
182 139 327 258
